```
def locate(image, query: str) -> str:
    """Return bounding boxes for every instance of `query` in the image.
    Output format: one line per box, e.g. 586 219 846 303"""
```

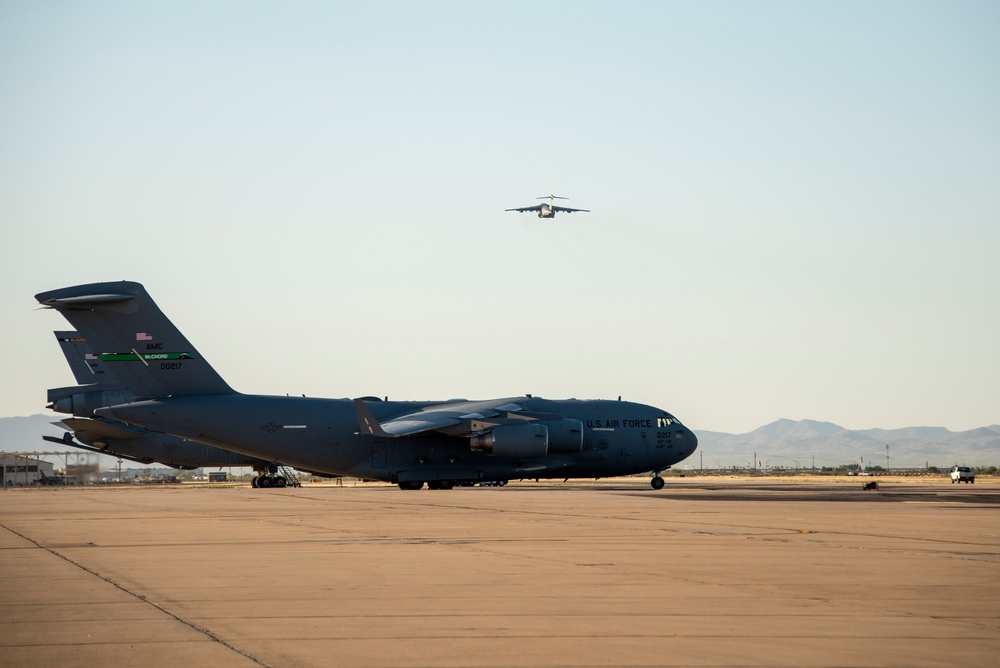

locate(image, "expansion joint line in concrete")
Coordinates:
0 522 271 668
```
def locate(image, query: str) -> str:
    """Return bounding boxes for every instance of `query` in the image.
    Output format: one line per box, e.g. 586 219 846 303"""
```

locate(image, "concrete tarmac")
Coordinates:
2 478 999 667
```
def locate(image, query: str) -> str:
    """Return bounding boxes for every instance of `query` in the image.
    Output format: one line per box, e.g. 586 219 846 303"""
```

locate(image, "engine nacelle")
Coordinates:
539 419 583 453
469 423 548 458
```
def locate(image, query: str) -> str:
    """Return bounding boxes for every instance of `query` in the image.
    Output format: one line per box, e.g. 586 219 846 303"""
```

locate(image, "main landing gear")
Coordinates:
251 464 300 489
397 480 456 490
252 474 287 488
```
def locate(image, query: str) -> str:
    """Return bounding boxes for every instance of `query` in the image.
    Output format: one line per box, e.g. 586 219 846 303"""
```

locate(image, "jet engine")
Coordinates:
469 423 548 458
538 418 583 453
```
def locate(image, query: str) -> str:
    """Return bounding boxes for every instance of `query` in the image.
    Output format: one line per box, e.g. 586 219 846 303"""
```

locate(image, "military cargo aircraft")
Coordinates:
36 282 696 489
506 194 589 218
44 331 296 486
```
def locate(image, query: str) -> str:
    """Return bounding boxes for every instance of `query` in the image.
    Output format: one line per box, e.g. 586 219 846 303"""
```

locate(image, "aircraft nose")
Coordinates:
688 429 699 454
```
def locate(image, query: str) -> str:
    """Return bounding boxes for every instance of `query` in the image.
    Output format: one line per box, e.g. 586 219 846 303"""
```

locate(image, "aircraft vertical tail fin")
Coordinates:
36 282 234 398
53 330 119 386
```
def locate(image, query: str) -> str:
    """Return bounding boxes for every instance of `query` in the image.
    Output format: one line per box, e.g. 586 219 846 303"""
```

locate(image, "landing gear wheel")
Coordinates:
273 476 287 488
251 476 259 488
438 480 454 490
427 481 442 490
398 481 424 490
651 476 665 490
257 476 273 488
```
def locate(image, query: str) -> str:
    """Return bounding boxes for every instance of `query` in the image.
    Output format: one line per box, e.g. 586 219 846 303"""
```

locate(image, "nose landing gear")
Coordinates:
650 471 665 490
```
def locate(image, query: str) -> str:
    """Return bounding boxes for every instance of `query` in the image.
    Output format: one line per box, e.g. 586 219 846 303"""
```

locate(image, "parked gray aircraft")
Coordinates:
44 331 295 486
35 282 696 489
506 194 589 218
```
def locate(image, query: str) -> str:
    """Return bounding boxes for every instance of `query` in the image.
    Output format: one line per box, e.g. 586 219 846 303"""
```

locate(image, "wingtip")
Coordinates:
352 397 391 438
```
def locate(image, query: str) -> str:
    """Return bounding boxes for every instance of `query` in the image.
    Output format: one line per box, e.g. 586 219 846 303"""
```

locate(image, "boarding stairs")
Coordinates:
277 465 302 487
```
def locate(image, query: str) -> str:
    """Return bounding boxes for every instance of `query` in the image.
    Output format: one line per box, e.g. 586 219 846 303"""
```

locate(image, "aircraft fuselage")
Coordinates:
97 394 697 484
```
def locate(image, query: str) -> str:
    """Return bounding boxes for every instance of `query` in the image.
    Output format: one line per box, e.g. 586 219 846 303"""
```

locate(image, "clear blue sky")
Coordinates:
2 1 998 434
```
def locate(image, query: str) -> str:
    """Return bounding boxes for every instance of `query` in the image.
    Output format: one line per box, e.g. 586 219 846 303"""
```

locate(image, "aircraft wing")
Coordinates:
355 398 525 438
551 206 589 213
505 205 543 213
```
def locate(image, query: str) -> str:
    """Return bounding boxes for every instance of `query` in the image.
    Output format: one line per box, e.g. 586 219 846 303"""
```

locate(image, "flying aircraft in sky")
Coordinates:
36 281 697 490
505 194 590 218
43 331 297 485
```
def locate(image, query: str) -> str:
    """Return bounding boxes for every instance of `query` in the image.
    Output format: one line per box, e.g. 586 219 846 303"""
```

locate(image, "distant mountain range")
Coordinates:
2 414 998 471
694 418 1000 469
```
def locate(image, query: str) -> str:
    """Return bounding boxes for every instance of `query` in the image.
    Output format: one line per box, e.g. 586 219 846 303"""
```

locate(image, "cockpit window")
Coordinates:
657 416 679 427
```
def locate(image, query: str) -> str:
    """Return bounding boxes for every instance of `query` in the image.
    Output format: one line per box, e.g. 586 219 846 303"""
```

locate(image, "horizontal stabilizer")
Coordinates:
59 417 147 441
